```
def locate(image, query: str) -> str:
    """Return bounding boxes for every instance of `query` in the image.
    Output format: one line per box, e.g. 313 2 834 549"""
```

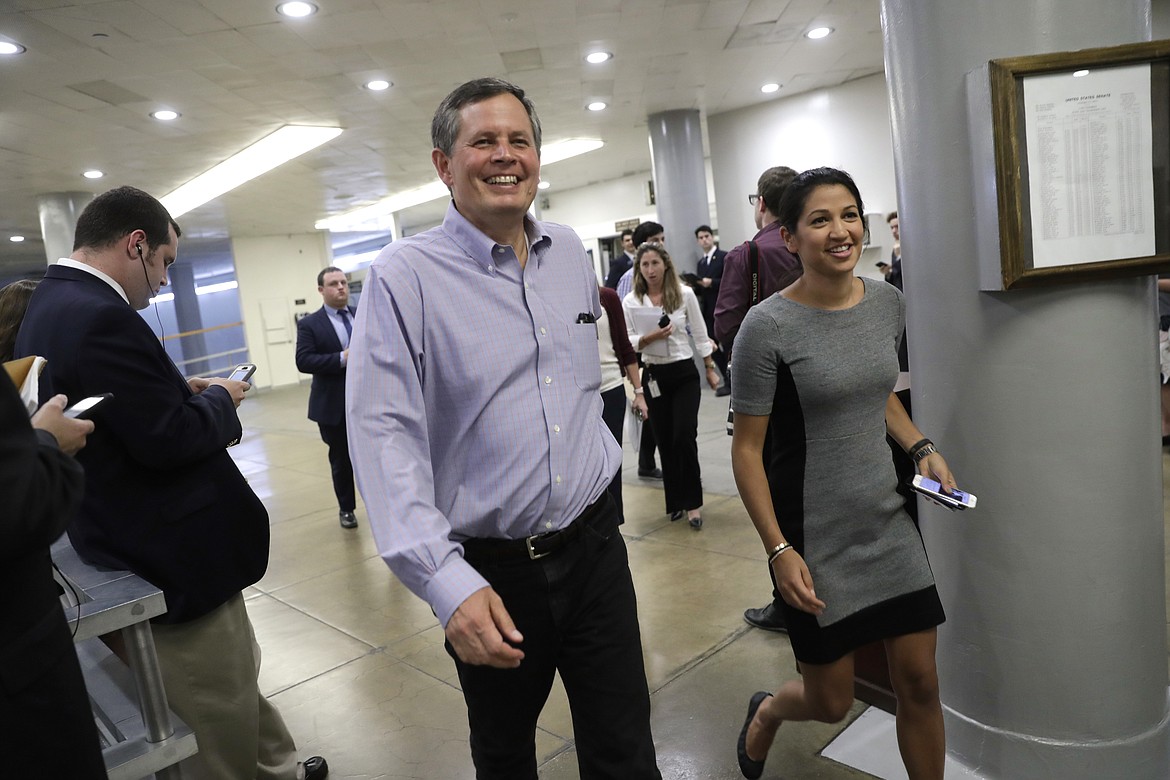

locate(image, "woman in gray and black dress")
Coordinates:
730 168 957 780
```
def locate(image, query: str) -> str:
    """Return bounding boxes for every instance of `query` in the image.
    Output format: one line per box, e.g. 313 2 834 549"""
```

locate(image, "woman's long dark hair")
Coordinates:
0 279 37 362
632 243 683 312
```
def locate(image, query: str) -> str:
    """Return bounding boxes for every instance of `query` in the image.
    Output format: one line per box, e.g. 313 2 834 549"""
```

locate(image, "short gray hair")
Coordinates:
431 77 542 157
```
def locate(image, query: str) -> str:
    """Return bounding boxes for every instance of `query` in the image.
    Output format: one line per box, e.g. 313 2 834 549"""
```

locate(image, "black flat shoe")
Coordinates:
689 515 702 530
670 510 685 521
302 755 329 780
737 691 772 779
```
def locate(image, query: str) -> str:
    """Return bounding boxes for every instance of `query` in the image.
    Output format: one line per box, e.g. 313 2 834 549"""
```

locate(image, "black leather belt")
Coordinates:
461 494 609 563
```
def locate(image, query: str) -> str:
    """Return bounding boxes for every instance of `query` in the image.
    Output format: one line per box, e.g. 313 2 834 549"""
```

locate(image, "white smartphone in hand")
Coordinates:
911 475 977 510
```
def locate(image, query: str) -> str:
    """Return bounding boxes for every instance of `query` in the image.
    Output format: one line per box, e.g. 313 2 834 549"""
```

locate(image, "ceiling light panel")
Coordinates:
162 125 343 217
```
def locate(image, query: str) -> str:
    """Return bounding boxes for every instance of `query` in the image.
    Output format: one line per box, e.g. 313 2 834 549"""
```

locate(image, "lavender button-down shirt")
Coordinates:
347 202 621 627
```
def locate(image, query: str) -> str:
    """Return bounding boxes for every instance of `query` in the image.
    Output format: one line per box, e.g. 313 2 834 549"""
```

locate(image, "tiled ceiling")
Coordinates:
0 0 882 273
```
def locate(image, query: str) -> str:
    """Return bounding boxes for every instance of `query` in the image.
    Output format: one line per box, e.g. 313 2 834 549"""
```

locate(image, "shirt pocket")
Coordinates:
566 321 601 391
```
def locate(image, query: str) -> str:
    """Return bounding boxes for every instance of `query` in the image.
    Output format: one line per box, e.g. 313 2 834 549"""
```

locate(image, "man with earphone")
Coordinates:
15 186 330 780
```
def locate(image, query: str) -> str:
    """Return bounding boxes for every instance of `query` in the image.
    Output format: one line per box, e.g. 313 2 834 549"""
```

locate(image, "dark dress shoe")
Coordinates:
302 755 329 780
638 467 663 479
339 511 358 529
737 691 772 779
688 515 703 530
715 385 731 397
670 510 686 522
743 602 788 633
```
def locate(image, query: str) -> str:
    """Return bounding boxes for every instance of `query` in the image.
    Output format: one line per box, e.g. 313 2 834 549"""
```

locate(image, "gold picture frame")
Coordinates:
986 39 1170 289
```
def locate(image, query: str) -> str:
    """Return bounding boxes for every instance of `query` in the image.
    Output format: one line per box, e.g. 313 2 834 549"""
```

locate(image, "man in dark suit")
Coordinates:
296 266 358 529
15 186 328 780
604 228 635 289
1 381 105 778
694 225 729 395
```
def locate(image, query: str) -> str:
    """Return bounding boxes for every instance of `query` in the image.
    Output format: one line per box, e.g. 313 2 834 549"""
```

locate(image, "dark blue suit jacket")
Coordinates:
15 265 269 624
696 247 726 332
295 305 352 426
0 373 105 776
604 253 633 290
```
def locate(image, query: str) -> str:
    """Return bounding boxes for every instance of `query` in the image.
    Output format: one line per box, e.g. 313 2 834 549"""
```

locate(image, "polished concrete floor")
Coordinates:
227 381 1170 780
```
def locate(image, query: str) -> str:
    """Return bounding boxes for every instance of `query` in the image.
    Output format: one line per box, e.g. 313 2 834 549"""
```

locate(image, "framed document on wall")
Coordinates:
984 39 1170 289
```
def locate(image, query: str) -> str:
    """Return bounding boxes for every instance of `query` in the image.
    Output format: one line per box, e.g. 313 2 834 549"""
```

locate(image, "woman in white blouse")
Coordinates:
623 242 720 528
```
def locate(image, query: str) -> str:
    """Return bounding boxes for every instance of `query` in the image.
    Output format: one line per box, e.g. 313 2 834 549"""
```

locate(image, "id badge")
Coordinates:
646 377 661 399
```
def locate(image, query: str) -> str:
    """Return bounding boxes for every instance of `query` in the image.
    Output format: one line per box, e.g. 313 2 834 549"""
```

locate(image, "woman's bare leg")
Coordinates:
745 654 857 762
884 628 944 780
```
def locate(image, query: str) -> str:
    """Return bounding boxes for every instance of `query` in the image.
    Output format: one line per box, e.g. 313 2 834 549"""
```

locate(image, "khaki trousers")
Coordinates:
151 593 300 780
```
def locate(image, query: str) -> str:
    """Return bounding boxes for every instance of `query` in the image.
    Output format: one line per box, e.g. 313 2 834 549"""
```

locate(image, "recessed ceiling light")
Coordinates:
1073 69 1090 78
82 170 104 179
276 2 317 18
586 51 612 64
537 181 551 190
151 109 180 121
365 79 392 91
761 83 780 94
0 41 25 55
9 235 25 242
806 27 833 40
587 101 607 112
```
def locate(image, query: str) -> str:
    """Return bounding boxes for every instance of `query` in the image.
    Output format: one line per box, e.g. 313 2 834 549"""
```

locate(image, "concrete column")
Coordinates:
36 192 93 264
167 263 209 376
881 1 1168 777
646 109 710 271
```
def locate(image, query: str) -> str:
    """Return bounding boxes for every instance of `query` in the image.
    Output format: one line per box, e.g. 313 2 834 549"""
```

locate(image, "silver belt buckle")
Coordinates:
526 533 551 560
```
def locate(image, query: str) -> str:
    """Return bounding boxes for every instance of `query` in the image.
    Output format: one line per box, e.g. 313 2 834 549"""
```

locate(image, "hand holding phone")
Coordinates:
911 475 977 511
64 392 113 420
227 363 257 383
32 395 95 456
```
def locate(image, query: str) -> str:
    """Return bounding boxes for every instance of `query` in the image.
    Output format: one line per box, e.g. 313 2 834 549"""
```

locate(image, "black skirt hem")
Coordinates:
782 585 945 665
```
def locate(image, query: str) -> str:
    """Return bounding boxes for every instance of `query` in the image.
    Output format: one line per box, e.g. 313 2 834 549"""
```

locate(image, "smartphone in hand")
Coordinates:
64 393 113 420
911 475 977 510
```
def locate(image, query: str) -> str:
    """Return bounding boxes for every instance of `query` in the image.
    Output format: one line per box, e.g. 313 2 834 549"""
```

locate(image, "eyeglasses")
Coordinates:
747 194 760 206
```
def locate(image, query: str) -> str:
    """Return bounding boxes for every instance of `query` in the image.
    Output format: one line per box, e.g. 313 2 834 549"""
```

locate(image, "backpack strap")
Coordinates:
748 241 759 307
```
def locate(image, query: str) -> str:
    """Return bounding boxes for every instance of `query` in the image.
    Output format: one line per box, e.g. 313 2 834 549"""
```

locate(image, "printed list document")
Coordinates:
1023 64 1155 268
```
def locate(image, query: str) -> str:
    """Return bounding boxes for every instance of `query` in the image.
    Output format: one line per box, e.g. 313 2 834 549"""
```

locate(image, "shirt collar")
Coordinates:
755 220 782 239
441 201 552 273
57 258 130 304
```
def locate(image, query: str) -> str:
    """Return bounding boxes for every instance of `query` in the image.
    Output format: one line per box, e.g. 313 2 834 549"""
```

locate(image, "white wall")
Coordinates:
542 171 656 241
707 73 900 268
232 233 333 389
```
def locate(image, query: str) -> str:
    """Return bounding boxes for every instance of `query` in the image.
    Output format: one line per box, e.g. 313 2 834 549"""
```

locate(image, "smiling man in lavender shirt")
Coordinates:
346 78 660 780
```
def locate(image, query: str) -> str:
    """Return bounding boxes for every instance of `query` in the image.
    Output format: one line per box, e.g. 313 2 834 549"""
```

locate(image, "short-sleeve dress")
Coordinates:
732 278 944 664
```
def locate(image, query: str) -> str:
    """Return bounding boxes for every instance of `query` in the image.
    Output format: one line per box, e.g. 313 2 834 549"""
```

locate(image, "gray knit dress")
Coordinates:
732 278 944 664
